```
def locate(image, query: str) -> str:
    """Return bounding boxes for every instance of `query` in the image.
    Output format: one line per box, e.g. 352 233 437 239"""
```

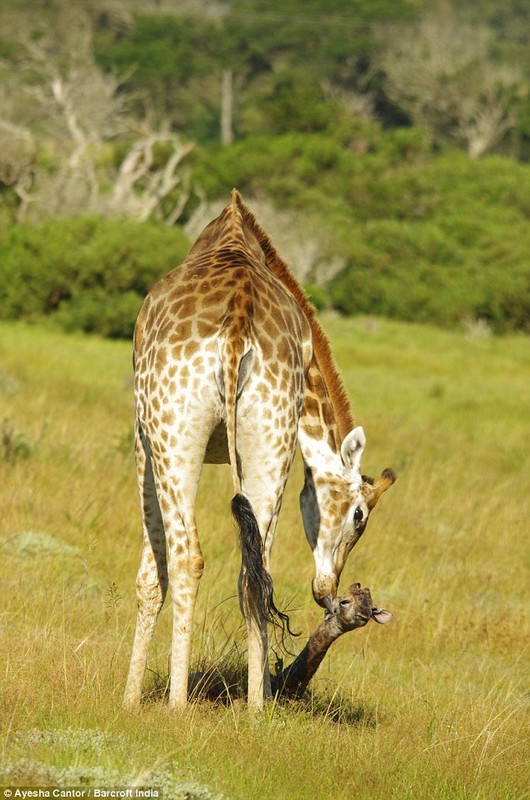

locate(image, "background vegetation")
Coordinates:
0 0 529 334
0 318 528 797
1 217 189 337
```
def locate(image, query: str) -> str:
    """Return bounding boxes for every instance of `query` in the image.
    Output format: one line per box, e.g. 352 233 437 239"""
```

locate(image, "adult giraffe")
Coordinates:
124 190 395 710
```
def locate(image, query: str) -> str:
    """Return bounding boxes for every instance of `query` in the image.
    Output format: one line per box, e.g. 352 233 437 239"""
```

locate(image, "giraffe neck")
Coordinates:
271 615 340 697
297 357 356 594
187 188 266 266
298 357 345 474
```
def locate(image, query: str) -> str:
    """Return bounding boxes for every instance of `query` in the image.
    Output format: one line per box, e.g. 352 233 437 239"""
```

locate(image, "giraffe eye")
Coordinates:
354 507 364 524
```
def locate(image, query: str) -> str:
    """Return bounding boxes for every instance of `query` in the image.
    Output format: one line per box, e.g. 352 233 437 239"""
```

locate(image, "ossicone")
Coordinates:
362 468 396 510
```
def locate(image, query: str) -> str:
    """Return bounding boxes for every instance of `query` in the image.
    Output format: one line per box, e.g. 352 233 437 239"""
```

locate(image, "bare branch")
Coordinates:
0 6 193 222
108 131 194 222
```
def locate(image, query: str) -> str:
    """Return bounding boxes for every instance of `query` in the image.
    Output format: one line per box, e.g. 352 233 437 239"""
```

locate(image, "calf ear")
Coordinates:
340 426 366 471
372 608 393 624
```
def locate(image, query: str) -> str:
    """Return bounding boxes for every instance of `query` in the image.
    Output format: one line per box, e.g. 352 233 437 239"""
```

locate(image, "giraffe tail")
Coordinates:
231 494 295 637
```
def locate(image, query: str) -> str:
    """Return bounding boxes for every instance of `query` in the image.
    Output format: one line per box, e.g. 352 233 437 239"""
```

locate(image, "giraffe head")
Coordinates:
300 426 396 610
327 583 393 635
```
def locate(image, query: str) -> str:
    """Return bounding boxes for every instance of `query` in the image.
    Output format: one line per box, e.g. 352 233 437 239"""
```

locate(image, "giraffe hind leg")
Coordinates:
124 425 168 708
232 392 302 708
231 493 296 708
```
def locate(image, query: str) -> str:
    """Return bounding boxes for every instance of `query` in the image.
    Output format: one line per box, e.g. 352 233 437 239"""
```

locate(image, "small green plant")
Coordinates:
114 427 135 456
105 581 124 628
1 756 223 799
1 418 33 462
5 531 80 557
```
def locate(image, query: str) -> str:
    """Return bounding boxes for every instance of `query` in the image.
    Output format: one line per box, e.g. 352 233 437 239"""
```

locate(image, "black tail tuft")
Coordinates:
231 494 296 638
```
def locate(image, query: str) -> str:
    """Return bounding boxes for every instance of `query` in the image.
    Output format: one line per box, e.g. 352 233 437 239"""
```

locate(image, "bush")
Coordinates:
328 153 530 332
2 142 530 336
0 217 190 338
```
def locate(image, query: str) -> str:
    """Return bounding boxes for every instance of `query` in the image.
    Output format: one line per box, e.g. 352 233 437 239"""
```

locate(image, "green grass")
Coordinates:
0 316 528 799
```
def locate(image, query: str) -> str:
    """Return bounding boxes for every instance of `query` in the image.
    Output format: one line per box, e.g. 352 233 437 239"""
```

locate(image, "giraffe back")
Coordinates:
133 191 313 486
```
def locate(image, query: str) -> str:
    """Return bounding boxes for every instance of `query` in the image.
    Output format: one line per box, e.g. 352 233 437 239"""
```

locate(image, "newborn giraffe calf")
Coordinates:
188 583 392 701
271 583 391 698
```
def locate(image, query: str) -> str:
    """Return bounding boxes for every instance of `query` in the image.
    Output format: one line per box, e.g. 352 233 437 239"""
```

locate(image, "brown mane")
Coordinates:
232 189 356 441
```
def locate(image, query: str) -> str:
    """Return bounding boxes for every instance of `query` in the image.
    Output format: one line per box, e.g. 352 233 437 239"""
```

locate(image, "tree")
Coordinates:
0 4 194 222
379 4 524 157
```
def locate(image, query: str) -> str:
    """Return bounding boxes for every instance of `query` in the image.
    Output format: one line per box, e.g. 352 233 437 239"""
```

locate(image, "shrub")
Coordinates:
328 152 530 331
1 418 34 462
0 217 190 338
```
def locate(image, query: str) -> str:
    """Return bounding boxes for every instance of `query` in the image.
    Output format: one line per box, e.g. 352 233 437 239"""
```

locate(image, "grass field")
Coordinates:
0 315 528 799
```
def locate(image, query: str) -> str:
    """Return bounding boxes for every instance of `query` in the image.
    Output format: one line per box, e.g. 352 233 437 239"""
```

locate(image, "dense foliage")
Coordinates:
0 218 189 337
192 133 530 332
2 136 529 336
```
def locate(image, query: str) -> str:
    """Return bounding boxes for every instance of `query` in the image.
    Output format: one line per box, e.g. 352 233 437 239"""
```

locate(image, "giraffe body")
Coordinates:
124 190 395 710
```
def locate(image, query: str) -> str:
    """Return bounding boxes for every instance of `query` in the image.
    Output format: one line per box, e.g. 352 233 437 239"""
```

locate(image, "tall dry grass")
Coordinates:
0 317 528 799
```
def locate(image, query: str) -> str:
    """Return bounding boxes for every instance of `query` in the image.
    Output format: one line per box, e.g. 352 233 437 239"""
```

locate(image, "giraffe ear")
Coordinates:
340 426 366 472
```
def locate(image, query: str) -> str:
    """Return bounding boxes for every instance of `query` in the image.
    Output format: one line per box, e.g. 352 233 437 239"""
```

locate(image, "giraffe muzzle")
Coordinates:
311 573 338 610
322 593 334 614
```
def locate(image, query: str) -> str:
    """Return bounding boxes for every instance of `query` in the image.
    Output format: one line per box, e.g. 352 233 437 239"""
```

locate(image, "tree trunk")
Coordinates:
221 69 234 147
